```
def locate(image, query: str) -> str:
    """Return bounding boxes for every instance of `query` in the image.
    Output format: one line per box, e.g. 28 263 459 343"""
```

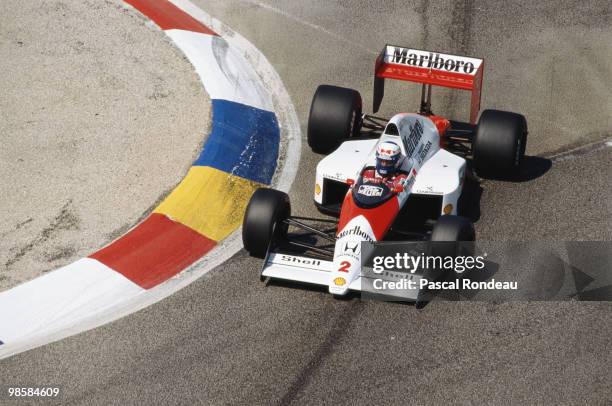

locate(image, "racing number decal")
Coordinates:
338 261 350 273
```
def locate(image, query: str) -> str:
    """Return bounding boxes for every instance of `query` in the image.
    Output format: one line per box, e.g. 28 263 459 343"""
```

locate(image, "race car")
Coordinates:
242 45 528 302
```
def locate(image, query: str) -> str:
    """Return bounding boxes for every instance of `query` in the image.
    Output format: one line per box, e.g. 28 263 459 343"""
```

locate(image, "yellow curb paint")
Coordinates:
154 166 262 241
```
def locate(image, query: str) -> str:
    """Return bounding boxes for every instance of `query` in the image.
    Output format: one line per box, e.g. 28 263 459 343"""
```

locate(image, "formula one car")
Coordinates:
242 45 528 301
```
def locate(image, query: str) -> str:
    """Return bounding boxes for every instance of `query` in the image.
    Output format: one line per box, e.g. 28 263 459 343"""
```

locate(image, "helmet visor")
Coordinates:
377 159 395 167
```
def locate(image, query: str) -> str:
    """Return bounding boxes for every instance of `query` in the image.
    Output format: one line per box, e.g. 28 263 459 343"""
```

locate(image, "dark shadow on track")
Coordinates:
480 155 552 183
517 155 553 181
459 155 551 222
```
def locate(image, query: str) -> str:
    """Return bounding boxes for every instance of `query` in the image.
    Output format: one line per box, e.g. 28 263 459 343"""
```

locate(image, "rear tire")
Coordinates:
473 109 528 178
307 85 362 154
242 188 291 258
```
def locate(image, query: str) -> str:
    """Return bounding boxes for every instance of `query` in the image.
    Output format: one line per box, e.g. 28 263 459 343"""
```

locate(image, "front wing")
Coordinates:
262 252 424 301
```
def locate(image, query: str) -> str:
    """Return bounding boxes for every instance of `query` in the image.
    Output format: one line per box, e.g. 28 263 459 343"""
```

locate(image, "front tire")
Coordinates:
307 85 362 154
472 109 528 178
242 188 290 258
423 215 475 287
429 215 475 260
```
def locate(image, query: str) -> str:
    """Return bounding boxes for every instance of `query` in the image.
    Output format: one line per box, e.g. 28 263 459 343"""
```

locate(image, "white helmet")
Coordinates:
375 141 402 176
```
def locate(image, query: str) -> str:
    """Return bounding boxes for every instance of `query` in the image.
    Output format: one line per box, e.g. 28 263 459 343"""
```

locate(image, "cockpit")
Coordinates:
383 122 399 136
351 175 394 208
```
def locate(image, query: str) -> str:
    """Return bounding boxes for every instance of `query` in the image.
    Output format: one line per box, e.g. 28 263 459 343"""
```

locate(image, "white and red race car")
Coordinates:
242 45 528 301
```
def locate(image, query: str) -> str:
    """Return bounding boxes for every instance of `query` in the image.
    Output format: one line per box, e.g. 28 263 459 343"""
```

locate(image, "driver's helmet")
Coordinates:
375 141 402 177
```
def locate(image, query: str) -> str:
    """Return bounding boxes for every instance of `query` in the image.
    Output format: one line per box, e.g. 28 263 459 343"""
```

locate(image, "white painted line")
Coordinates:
238 0 377 55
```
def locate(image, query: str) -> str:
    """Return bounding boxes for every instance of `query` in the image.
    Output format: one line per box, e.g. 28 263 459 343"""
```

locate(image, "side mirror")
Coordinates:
392 184 404 193
346 178 355 186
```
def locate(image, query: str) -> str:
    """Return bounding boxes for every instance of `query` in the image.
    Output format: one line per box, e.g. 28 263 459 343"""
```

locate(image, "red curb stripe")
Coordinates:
125 0 218 35
90 214 217 289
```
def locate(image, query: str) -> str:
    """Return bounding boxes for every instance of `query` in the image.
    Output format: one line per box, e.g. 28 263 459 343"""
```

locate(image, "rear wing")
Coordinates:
374 45 484 124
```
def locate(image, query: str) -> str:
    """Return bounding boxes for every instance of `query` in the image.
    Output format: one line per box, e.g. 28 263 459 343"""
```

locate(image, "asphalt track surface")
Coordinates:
1 1 611 405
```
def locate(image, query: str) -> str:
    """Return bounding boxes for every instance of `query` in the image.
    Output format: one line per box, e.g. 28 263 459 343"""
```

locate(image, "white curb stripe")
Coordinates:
0 258 144 344
167 29 274 111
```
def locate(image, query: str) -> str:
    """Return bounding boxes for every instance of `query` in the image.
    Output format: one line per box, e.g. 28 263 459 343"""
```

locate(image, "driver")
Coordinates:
361 141 408 190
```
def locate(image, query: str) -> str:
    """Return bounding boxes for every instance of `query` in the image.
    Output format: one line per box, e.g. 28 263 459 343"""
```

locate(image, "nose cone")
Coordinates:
331 215 376 296
329 254 360 296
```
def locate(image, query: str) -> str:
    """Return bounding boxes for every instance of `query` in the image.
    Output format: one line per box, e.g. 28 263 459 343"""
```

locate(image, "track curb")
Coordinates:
0 0 300 359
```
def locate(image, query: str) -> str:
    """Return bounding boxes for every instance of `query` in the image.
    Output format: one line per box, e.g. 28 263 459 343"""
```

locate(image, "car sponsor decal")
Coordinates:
323 172 346 183
385 46 483 75
343 241 359 255
340 241 361 260
338 261 351 273
403 119 424 157
400 168 417 192
415 185 443 195
277 254 322 268
333 277 347 286
357 184 384 197
336 225 374 243
404 177 416 191
416 140 432 164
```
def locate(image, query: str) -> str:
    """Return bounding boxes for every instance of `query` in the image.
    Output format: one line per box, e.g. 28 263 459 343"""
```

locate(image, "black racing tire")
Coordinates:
429 215 475 259
472 109 528 178
307 85 362 154
242 188 291 258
